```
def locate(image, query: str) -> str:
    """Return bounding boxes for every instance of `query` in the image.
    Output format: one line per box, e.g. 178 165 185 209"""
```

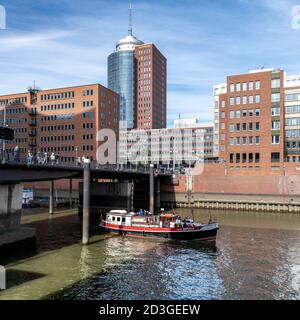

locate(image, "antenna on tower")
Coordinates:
128 3 133 36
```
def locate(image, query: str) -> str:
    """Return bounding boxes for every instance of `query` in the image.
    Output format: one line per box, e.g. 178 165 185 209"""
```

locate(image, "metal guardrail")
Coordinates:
0 156 174 176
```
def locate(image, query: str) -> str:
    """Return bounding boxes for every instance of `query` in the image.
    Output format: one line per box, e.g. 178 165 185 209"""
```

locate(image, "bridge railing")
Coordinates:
0 155 173 176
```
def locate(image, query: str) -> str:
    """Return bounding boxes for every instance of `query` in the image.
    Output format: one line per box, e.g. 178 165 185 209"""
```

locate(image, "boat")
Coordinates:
99 210 219 241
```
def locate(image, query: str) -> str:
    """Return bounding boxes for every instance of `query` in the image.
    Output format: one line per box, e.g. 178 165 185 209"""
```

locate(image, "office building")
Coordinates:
0 84 119 162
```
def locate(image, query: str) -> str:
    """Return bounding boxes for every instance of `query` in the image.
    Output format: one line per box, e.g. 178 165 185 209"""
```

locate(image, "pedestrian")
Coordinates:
50 152 56 165
35 152 41 165
13 146 20 163
77 156 81 167
26 150 33 166
43 152 48 165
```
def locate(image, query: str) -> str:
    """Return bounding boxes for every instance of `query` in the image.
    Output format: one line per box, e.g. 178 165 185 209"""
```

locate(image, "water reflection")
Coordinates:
0 209 299 300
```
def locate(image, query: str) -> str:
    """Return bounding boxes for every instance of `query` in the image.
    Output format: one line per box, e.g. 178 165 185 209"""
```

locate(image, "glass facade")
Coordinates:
108 51 135 129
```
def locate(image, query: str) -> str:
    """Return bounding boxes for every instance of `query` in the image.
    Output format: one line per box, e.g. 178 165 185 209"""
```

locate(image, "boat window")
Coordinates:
112 217 115 221
117 217 121 222
122 217 125 222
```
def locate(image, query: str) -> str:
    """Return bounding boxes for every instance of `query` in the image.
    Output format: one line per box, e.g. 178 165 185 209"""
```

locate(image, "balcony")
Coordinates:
29 129 36 136
29 139 36 147
28 107 37 116
29 119 37 126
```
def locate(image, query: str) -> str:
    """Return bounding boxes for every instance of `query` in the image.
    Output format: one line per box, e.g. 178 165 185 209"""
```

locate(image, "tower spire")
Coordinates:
128 3 133 36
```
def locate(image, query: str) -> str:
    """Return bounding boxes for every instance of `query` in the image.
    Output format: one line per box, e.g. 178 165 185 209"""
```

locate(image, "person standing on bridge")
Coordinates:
26 150 33 166
50 152 56 165
13 146 20 163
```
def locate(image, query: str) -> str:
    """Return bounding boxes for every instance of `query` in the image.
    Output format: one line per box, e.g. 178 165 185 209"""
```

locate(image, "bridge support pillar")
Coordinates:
149 164 154 214
69 179 73 208
0 183 35 253
155 179 161 212
49 180 54 215
82 160 90 245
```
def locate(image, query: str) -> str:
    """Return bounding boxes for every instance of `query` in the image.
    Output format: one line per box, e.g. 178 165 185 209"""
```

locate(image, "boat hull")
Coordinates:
100 223 219 241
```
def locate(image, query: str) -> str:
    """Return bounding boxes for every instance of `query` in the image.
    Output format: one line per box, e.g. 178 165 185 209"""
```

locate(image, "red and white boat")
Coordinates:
100 210 219 241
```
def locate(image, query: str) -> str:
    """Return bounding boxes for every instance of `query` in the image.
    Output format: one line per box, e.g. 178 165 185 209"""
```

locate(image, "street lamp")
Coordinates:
1 100 10 164
75 146 79 166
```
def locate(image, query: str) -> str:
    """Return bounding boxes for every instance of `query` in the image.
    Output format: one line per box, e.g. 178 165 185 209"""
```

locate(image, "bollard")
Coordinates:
0 265 5 290
82 159 90 245
69 178 73 208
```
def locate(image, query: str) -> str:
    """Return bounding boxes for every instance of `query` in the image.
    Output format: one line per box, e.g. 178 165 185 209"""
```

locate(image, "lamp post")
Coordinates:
1 101 8 164
75 146 78 166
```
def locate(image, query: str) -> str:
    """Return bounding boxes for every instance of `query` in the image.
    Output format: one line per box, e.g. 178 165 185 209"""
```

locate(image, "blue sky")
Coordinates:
0 0 300 127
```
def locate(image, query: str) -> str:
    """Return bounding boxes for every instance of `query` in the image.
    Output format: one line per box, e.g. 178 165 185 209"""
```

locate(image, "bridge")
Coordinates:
0 160 172 252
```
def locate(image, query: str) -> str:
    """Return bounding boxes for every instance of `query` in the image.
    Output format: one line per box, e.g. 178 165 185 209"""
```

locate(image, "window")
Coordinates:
221 134 225 141
242 96 247 104
255 136 260 144
249 122 253 130
255 108 261 116
249 153 253 162
230 153 234 163
255 95 261 103
256 122 260 130
221 123 225 129
271 79 280 88
242 110 247 117
249 81 254 90
236 83 241 91
242 137 247 145
230 84 235 92
221 112 225 119
272 121 280 130
230 124 235 132
230 97 234 105
242 82 247 91
255 153 260 163
255 81 261 90
249 136 253 144
271 152 280 162
236 123 240 131
242 123 247 131
230 137 234 145
249 96 254 104
230 111 234 119
236 137 240 145
236 97 241 105
272 93 280 102
242 153 247 163
272 135 280 144
221 100 225 108
236 153 240 163
236 110 241 118
249 109 253 117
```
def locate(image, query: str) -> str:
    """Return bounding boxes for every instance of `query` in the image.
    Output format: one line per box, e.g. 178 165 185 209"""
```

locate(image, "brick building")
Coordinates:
0 84 119 162
218 68 286 167
135 44 167 129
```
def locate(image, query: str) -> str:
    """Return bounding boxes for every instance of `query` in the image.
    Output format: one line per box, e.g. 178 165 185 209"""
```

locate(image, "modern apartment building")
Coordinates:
284 75 300 162
218 68 285 167
213 83 227 158
107 7 167 129
0 84 119 162
119 119 213 166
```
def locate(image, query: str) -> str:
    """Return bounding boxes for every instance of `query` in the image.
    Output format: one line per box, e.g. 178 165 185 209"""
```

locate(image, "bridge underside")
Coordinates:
0 163 156 184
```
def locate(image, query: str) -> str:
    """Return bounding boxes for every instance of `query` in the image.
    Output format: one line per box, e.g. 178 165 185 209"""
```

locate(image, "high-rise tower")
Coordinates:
107 5 167 129
107 5 143 129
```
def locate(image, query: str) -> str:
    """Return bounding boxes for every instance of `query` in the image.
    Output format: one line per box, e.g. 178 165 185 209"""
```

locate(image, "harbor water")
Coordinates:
0 208 299 300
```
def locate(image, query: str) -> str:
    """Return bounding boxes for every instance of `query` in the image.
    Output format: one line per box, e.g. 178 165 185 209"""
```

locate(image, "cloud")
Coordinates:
0 0 300 124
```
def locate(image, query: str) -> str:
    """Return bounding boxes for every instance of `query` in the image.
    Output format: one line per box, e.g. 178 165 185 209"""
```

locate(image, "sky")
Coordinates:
0 0 300 127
